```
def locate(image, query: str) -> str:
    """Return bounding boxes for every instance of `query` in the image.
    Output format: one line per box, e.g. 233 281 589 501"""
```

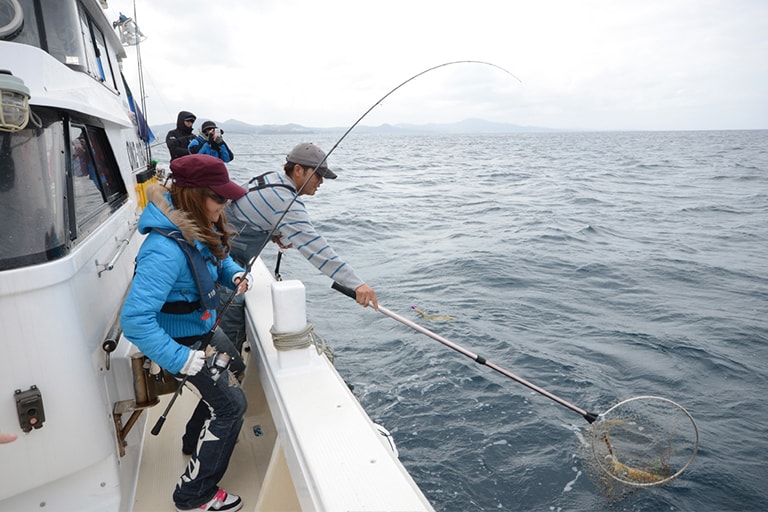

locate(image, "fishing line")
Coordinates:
220 60 522 313
157 61 522 430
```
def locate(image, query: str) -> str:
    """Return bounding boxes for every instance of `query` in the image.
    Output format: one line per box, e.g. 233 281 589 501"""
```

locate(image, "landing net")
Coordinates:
582 396 698 500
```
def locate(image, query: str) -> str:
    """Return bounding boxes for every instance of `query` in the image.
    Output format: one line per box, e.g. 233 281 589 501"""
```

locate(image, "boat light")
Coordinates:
0 70 31 133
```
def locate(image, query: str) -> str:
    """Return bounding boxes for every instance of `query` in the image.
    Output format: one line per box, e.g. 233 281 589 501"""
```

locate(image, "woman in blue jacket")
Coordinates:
121 154 248 512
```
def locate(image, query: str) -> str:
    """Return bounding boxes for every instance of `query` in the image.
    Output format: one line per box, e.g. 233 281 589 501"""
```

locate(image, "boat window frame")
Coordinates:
67 118 128 240
77 5 101 82
91 22 117 90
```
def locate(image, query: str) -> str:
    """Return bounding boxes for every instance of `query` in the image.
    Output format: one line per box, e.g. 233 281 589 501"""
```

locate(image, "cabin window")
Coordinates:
92 24 117 89
0 0 41 46
43 1 89 72
69 123 127 238
2 0 121 92
0 108 129 271
0 109 69 270
78 7 101 81
75 1 120 91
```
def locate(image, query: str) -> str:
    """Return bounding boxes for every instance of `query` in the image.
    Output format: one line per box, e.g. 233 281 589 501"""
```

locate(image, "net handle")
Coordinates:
333 282 599 423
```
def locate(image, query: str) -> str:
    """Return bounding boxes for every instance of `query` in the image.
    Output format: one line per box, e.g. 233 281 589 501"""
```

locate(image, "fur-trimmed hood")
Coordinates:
141 183 203 245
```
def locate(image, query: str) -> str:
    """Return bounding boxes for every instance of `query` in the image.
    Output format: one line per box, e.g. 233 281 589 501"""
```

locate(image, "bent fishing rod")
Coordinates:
154 61 520 434
331 282 598 423
224 60 521 306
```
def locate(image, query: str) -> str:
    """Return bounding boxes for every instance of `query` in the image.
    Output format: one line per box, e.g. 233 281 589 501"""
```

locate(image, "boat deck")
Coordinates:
133 260 434 512
134 347 286 511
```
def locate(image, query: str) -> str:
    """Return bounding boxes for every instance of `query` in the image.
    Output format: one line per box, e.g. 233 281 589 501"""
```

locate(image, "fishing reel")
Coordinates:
206 349 231 383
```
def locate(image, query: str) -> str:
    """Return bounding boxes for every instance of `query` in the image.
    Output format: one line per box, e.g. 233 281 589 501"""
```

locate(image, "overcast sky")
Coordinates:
107 0 767 131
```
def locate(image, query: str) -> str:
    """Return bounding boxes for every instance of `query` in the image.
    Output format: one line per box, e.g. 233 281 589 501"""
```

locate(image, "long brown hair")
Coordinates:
169 185 233 260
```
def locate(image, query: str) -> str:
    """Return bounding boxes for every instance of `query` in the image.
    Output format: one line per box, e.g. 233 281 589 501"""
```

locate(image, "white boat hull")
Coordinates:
0 1 434 509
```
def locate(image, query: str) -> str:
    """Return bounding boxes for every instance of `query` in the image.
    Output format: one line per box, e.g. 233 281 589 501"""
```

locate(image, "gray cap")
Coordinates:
286 142 337 179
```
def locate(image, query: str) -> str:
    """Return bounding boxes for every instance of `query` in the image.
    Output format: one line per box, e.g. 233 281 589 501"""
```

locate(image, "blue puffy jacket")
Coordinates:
120 185 244 374
188 135 234 163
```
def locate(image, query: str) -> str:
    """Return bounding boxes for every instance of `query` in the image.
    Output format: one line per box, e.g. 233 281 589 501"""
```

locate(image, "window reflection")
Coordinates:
0 105 130 270
0 110 68 270
69 124 126 234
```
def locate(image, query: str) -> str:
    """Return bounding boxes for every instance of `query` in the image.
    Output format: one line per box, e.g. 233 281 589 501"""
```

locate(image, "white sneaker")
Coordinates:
175 488 242 511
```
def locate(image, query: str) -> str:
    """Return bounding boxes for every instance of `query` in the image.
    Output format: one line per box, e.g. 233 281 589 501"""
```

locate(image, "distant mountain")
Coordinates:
151 118 558 138
395 118 559 133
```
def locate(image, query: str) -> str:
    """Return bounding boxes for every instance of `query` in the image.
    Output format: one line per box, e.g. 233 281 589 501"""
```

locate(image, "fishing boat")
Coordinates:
0 1 433 510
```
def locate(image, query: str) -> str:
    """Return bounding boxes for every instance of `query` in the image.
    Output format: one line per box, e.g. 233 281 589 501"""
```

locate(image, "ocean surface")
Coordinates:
159 130 768 511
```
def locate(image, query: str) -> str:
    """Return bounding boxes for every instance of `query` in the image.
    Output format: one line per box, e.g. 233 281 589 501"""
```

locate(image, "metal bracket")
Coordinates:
112 399 143 458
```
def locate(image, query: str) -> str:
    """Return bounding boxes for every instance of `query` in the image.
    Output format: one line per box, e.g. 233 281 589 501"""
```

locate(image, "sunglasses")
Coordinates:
207 191 228 204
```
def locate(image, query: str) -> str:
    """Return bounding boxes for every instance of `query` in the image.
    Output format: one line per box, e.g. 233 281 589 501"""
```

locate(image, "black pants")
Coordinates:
181 328 245 455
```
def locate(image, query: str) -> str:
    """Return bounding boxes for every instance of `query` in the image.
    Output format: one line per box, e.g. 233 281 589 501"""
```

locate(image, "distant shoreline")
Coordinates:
152 118 766 138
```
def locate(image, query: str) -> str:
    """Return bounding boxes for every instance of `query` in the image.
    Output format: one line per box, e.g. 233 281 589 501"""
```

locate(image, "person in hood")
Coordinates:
165 111 197 161
121 154 248 512
188 120 234 163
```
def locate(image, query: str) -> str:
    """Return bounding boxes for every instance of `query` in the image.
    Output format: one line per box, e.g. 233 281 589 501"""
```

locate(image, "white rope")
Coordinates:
270 323 334 363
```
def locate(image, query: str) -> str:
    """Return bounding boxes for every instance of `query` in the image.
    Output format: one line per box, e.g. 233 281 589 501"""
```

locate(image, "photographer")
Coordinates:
188 120 234 163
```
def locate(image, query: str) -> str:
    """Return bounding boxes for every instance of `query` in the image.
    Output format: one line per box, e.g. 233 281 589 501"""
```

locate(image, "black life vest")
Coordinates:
247 172 296 194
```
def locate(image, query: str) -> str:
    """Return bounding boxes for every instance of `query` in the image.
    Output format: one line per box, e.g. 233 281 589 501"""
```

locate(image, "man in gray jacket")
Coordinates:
221 142 378 348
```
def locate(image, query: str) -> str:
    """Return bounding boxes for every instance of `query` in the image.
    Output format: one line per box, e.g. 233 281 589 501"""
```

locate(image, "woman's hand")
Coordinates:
232 272 253 294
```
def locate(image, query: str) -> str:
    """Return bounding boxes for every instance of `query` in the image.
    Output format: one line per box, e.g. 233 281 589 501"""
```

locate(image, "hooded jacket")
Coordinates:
120 184 244 374
165 111 197 161
188 126 234 163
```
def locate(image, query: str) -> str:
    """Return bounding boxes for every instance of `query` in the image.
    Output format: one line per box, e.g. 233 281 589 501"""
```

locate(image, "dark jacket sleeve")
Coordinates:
166 130 191 160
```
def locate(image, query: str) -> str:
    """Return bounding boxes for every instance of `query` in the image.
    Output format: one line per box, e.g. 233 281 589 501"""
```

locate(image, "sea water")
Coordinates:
159 130 768 511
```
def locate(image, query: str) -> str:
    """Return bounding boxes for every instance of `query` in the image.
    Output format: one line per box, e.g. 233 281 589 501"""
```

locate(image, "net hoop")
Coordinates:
590 395 699 487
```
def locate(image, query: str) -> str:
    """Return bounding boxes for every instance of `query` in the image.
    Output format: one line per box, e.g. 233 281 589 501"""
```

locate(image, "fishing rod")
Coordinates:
308 64 699 492
220 62 521 311
153 60 520 434
150 340 200 435
233 61 521 282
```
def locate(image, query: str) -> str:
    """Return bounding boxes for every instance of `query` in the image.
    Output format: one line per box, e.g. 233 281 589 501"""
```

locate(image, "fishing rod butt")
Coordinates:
149 345 197 436
332 281 356 300
150 416 166 436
